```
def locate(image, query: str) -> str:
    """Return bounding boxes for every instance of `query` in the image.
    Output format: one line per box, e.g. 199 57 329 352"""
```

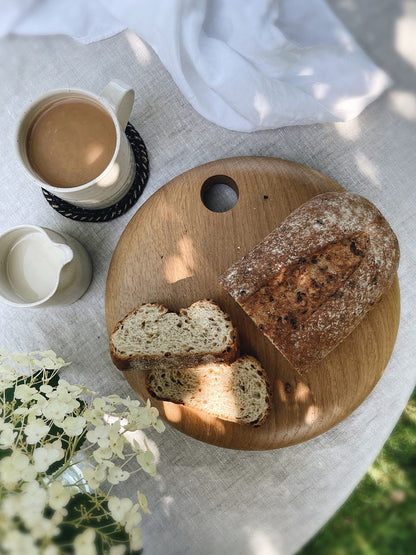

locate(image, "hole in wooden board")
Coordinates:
201 175 239 213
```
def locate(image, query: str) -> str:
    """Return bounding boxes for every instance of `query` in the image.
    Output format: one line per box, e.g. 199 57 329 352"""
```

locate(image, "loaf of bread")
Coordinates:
219 192 400 373
109 299 239 372
146 355 270 426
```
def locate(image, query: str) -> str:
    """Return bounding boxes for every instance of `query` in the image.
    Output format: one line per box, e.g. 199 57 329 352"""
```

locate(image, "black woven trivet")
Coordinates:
42 123 149 222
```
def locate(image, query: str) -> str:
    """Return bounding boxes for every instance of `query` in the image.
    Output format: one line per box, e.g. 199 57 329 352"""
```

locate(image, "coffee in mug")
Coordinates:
27 96 117 189
16 81 136 209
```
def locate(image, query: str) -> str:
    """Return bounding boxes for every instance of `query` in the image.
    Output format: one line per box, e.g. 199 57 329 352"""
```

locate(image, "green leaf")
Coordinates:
0 447 12 461
2 368 59 405
46 400 89 476
51 492 142 554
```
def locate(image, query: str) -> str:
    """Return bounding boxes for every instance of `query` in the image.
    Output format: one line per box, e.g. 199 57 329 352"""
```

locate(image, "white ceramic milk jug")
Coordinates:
0 225 92 308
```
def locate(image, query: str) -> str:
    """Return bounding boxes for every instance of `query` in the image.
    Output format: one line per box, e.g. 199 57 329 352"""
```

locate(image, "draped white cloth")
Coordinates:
0 0 391 131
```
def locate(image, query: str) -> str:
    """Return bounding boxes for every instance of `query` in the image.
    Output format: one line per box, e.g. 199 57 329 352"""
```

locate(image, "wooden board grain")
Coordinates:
105 156 400 450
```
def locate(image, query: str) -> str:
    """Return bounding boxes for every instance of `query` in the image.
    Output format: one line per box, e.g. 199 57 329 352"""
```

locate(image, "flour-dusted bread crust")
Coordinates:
110 299 239 372
146 355 271 426
219 192 400 373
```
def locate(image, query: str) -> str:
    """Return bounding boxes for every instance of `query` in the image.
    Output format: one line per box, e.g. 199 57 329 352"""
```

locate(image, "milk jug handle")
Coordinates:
100 80 135 130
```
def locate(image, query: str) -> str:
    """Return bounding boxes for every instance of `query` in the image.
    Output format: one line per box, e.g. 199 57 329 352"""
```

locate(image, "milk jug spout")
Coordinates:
0 225 92 308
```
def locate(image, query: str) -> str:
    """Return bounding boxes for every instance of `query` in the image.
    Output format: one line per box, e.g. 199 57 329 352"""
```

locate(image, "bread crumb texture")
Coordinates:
219 192 400 373
146 355 270 426
111 300 236 357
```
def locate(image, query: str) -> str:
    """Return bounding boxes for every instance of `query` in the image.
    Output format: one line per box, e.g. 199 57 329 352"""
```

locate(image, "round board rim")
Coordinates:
105 156 400 450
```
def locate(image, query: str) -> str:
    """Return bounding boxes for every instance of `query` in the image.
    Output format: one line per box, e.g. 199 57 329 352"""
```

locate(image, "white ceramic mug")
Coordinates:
0 225 92 308
16 81 135 209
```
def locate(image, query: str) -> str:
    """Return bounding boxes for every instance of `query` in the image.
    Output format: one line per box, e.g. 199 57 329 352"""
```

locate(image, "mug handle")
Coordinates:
100 80 135 130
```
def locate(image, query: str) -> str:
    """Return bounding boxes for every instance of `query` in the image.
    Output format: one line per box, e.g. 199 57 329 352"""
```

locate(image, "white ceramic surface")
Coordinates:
0 225 92 307
16 80 135 209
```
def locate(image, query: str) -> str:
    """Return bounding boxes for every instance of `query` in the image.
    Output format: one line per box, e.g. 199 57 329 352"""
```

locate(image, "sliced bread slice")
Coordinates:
146 355 271 426
110 299 239 372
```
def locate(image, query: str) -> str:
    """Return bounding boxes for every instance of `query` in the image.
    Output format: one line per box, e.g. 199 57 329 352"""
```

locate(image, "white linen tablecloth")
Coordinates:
0 1 415 553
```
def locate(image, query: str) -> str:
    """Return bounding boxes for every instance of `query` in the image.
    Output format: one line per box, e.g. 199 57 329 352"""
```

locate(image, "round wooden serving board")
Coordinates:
106 156 400 450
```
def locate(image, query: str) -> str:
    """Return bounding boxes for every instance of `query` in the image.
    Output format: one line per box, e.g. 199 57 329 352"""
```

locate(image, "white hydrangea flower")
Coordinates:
42 398 75 422
0 424 17 448
126 406 152 430
105 394 123 404
52 389 77 406
56 378 74 390
107 496 133 523
0 362 15 376
145 399 165 433
93 463 108 483
27 394 48 416
83 407 104 426
21 465 38 484
0 451 36 487
50 507 68 527
152 418 165 434
100 458 115 470
60 416 86 437
32 442 64 473
48 480 71 511
1 347 165 554
39 383 53 394
82 466 102 490
14 384 38 402
130 527 143 551
33 447 53 473
87 424 110 447
92 397 111 411
121 397 141 408
0 373 15 387
2 529 38 555
136 449 156 476
57 378 86 397
24 419 50 444
23 513 58 540
8 352 31 367
44 438 65 460
137 492 151 514
1 491 21 517
73 527 97 555
21 480 48 516
109 545 127 555
108 421 125 459
14 406 30 416
123 400 164 433
92 446 113 464
107 466 129 485
146 399 159 419
131 439 142 455
30 350 68 370
42 546 60 555
124 503 142 533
